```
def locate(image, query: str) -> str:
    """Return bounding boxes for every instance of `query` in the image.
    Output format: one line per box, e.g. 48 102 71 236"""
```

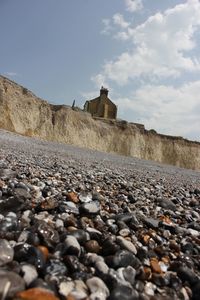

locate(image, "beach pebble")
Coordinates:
0 239 14 266
0 270 25 298
65 235 81 257
86 277 110 300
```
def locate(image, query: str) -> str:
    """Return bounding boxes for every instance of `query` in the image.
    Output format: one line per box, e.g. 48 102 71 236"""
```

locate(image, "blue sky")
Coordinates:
1 0 200 141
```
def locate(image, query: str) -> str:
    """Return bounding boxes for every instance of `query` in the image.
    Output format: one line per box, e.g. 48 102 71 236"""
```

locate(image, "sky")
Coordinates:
1 0 200 141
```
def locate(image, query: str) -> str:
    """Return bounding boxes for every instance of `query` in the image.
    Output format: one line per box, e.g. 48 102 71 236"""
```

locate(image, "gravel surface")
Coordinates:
0 129 200 300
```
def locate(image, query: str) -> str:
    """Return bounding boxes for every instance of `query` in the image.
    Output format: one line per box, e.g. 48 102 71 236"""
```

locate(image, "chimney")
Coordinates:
100 86 109 97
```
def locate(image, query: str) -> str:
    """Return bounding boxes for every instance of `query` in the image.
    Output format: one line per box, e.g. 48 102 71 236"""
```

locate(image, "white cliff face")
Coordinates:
0 75 200 170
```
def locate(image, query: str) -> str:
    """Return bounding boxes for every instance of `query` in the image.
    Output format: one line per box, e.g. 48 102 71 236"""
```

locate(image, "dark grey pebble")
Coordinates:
14 244 46 270
177 266 199 286
105 250 141 269
108 285 139 300
70 229 90 245
114 213 135 223
143 217 159 229
194 188 200 195
192 280 200 300
152 273 168 287
157 198 176 210
127 193 137 203
64 255 87 273
136 247 148 261
101 236 120 256
0 196 26 215
36 220 60 248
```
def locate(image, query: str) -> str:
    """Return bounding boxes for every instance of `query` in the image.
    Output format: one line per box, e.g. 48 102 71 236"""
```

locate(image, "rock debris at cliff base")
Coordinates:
0 129 200 300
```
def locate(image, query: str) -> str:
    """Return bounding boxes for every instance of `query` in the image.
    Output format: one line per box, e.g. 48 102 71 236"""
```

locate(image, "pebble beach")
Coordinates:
0 129 200 300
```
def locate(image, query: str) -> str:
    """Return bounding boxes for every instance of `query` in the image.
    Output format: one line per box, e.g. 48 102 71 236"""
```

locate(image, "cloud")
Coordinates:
98 0 200 85
125 0 143 12
91 73 109 89
95 0 200 140
101 14 130 37
114 31 130 41
113 13 130 28
115 81 200 140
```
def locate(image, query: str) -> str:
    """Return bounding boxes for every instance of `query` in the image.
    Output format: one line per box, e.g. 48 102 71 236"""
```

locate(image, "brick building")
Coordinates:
84 87 117 119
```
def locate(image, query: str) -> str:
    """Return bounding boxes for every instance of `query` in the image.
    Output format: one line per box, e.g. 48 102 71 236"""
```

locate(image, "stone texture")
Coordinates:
0 127 199 300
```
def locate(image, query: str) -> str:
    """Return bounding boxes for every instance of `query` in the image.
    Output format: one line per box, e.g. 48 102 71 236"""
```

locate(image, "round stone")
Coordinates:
70 229 90 245
0 270 25 298
59 281 74 297
144 282 156 296
86 277 110 299
108 285 138 300
95 261 109 274
0 239 14 266
119 228 130 237
36 220 60 248
79 201 100 215
21 264 38 285
106 250 141 269
65 235 81 257
117 236 137 255
122 266 136 285
85 240 101 254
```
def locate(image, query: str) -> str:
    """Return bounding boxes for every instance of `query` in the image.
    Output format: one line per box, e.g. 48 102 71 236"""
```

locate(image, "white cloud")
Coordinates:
125 0 143 12
91 73 109 89
115 81 200 140
114 31 130 41
94 0 200 140
101 14 130 36
98 0 200 85
113 13 130 28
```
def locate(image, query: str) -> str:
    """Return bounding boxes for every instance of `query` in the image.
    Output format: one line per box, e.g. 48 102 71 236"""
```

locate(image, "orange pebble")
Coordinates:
16 288 59 300
66 295 76 300
142 234 151 244
67 191 79 203
37 245 49 260
150 257 162 274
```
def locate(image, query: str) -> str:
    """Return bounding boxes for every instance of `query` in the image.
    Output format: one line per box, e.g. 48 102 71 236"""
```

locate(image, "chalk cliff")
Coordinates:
0 75 200 170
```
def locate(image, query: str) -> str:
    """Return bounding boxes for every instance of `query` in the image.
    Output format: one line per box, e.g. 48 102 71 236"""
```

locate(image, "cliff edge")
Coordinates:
0 75 200 170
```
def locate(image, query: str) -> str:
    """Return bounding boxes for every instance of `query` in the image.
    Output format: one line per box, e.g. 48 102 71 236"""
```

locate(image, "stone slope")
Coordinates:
0 75 200 170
